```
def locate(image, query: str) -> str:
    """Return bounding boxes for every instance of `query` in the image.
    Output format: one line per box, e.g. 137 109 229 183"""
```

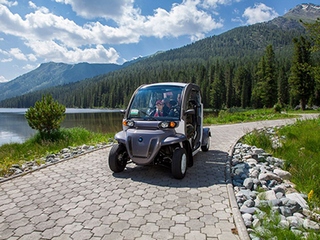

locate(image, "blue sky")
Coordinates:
0 0 316 82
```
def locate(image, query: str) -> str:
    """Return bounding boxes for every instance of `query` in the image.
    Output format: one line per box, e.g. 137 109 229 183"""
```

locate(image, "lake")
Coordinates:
0 108 124 146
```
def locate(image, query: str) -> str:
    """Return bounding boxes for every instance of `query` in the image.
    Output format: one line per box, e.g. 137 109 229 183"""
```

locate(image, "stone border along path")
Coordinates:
0 115 318 240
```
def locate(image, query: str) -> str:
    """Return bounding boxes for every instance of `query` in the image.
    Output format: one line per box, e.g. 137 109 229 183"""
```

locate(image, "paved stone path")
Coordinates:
0 116 317 240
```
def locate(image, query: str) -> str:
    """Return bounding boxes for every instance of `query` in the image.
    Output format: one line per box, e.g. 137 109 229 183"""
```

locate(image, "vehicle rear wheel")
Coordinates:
171 148 187 179
201 139 210 152
109 144 128 173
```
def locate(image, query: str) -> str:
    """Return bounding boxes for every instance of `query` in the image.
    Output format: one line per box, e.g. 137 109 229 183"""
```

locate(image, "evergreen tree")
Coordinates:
304 18 320 105
253 45 277 108
25 94 66 139
289 37 313 110
210 61 225 109
277 65 289 106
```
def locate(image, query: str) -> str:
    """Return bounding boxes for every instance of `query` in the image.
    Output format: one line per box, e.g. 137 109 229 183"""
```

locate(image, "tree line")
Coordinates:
0 19 319 110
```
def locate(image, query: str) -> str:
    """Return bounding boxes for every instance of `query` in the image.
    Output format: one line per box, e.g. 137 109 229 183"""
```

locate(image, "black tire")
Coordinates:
108 144 128 173
201 139 210 152
171 148 187 179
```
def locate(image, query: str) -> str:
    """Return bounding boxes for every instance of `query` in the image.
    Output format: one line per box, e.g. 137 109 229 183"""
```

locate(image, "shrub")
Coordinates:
25 94 66 140
273 103 282 113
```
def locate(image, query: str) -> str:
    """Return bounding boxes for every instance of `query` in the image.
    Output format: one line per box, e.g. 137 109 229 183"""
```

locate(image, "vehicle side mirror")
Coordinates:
184 109 195 115
120 109 126 114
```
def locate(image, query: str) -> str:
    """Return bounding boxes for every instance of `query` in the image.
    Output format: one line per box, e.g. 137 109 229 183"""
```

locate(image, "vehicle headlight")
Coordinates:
159 121 176 128
123 120 135 127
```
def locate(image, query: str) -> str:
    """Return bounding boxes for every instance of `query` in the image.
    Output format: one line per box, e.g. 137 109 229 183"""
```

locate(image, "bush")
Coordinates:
273 103 282 113
25 94 66 140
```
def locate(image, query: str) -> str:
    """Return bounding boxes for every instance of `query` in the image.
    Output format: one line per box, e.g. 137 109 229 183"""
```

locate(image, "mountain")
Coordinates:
283 3 320 22
0 3 319 109
0 62 127 101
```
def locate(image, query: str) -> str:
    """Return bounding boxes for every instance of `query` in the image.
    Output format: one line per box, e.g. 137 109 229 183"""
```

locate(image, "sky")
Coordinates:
0 0 315 82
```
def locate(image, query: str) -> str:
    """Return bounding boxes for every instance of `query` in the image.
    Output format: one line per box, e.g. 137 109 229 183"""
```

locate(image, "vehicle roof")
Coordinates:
140 82 190 89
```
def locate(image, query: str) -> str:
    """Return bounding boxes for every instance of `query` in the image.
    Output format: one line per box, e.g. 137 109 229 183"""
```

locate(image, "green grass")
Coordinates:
242 117 320 239
252 203 320 240
204 108 298 125
0 127 114 177
242 117 320 209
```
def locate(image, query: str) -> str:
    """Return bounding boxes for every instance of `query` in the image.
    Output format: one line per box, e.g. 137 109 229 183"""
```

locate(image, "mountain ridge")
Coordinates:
0 62 127 101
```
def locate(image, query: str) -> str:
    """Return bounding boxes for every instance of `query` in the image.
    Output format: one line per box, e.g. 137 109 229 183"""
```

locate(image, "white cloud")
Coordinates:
0 0 17 7
22 63 37 71
28 1 37 9
0 0 226 66
0 75 9 82
9 48 27 60
242 3 279 25
26 40 119 63
143 0 223 40
0 58 12 62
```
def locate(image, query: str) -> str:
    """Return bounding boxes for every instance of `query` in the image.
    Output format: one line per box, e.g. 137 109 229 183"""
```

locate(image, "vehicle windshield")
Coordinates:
127 85 183 120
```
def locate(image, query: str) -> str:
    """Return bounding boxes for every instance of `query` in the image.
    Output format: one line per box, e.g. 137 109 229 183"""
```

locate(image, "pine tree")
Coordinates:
253 45 277 108
25 94 66 139
289 37 313 110
303 18 320 105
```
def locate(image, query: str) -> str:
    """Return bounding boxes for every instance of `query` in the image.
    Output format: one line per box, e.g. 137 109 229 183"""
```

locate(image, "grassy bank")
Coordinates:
242 117 320 208
204 108 298 124
0 127 114 177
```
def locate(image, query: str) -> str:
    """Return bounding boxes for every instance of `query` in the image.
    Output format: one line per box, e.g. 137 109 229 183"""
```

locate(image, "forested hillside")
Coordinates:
0 62 127 102
1 3 319 110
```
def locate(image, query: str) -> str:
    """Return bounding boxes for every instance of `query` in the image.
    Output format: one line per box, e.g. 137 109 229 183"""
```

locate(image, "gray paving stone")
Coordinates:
121 228 143 239
186 230 206 240
1 119 305 239
92 225 112 238
41 227 63 239
170 224 190 236
152 229 174 240
70 229 93 240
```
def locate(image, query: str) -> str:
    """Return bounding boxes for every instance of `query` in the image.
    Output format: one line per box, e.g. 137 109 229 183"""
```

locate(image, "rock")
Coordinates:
81 144 90 150
258 190 277 201
275 192 284 199
273 185 286 195
243 178 254 190
252 219 260 228
287 216 304 228
286 193 308 210
242 213 253 221
246 158 258 167
60 148 70 154
269 199 282 207
303 219 320 231
280 206 293 217
249 169 259 178
240 206 256 214
274 169 292 180
279 220 290 228
258 172 282 182
252 147 264 155
243 199 255 208
231 133 315 236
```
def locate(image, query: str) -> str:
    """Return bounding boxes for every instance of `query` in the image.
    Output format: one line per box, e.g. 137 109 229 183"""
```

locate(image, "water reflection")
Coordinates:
0 112 35 145
0 109 124 146
62 112 123 134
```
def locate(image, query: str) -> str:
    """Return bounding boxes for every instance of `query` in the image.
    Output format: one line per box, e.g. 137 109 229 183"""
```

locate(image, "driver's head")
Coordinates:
156 100 164 109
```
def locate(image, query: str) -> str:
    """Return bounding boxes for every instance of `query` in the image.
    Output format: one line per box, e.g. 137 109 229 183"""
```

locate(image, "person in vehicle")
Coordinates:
153 100 167 117
168 99 179 117
162 98 171 115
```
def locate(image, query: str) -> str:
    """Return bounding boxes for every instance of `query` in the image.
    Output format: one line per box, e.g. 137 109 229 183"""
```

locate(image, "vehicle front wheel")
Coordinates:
108 144 128 173
171 148 187 179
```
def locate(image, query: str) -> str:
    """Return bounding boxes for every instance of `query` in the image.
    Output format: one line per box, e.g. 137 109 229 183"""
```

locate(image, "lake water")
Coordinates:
0 108 124 146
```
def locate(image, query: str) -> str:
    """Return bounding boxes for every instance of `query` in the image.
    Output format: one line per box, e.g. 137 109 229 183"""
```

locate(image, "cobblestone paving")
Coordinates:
0 117 314 240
